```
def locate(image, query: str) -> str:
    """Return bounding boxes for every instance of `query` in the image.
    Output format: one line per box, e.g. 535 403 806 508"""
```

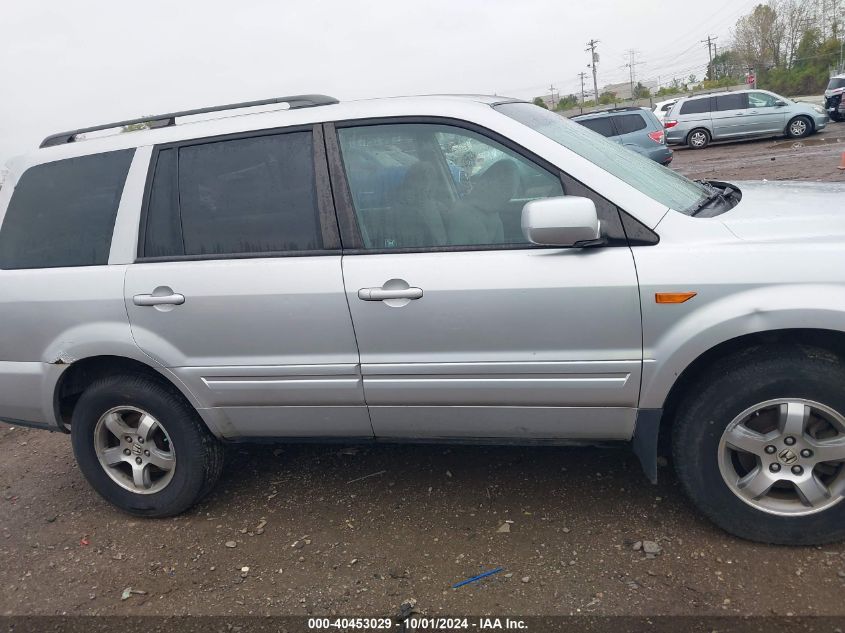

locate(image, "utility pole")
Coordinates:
578 71 588 112
702 35 718 80
547 84 558 109
623 49 644 102
586 39 600 104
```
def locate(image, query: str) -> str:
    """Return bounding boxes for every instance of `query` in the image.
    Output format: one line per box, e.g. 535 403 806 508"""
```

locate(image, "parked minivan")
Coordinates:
5 94 845 545
665 89 828 148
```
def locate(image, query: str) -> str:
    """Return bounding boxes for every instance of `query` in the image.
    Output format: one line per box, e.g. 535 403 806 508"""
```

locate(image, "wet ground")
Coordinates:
671 119 845 182
4 124 845 619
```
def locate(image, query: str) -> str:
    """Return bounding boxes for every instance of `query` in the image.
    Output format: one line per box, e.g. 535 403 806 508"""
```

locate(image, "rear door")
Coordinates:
328 119 643 441
711 93 750 139
124 125 371 439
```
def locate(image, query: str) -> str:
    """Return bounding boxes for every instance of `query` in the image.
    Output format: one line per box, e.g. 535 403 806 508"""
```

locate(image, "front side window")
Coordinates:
143 131 321 258
496 102 708 215
337 123 563 249
715 93 749 111
0 150 133 269
748 92 779 108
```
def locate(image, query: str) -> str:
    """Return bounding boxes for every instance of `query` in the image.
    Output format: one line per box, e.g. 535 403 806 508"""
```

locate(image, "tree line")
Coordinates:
534 0 844 108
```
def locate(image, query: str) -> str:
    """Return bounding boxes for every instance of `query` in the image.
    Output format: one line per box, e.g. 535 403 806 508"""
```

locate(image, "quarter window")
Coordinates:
337 124 563 249
143 131 322 258
0 150 133 269
679 98 712 115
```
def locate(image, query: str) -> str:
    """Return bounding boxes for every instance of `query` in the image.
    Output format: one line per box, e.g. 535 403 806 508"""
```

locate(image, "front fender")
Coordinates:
639 284 845 409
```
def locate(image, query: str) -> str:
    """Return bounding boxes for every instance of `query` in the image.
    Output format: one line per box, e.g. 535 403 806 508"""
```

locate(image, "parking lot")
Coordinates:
3 123 845 619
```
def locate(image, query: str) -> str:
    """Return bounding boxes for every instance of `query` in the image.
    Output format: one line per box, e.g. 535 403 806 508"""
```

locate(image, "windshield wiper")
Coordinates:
689 182 735 216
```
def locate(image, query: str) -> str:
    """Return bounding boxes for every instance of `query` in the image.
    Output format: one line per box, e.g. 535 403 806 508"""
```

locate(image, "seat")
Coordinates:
446 159 518 246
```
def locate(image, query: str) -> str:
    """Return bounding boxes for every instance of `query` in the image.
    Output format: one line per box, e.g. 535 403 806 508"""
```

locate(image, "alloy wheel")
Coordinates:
718 399 845 516
790 119 808 137
93 406 176 494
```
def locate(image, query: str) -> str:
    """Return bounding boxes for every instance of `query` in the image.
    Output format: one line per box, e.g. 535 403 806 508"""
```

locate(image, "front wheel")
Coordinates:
787 116 812 138
71 374 224 517
672 345 845 544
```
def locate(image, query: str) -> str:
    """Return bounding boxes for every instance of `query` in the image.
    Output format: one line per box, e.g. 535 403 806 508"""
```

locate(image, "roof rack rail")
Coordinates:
40 94 339 148
569 105 645 118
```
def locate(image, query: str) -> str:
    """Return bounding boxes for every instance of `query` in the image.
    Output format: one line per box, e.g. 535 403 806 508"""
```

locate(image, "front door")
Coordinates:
743 91 788 135
125 126 371 439
331 120 643 440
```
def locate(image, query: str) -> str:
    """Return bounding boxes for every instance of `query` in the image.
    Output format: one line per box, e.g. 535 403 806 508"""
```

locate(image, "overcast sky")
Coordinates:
0 0 762 165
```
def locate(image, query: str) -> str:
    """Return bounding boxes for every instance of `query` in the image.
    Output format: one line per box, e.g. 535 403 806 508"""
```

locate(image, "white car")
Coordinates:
653 98 678 124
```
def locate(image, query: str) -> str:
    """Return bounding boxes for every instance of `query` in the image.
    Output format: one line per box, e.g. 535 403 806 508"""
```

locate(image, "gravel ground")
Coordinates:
4 124 845 619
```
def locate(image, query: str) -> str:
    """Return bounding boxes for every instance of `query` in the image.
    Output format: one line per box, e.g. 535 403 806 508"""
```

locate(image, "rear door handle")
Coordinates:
358 287 423 301
133 292 185 306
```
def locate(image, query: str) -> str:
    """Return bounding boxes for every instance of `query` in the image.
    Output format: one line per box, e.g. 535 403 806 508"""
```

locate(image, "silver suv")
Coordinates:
665 89 828 148
3 94 845 544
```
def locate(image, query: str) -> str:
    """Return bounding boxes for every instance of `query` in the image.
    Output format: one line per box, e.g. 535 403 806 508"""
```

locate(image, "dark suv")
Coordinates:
571 107 673 165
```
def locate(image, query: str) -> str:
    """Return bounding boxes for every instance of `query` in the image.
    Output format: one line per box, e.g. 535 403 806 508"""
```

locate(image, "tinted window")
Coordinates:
715 93 748 111
0 150 133 269
143 132 321 257
337 123 563 249
613 113 647 135
578 117 616 137
828 78 845 90
679 98 712 115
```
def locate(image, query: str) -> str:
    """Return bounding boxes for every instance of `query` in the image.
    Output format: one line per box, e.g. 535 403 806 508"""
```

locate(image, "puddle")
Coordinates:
769 136 845 150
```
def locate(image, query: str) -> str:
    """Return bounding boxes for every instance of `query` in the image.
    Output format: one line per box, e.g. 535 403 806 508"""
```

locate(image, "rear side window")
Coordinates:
715 93 748 111
612 114 647 135
143 132 322 257
0 150 133 270
679 98 712 115
577 117 616 137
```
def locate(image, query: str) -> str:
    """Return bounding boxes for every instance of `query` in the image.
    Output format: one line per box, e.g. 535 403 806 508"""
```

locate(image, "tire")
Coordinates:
672 344 845 545
786 115 812 138
686 128 710 149
70 374 224 517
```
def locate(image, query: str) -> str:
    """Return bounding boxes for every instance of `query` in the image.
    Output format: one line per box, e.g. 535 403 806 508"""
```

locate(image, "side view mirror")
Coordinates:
774 100 787 107
521 196 602 247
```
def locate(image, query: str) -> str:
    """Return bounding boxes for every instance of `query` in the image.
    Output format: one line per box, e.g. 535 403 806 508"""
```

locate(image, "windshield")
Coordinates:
495 102 708 215
827 78 845 90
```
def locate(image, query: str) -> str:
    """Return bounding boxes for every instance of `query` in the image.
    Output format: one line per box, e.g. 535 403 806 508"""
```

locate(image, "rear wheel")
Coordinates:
71 374 224 517
787 116 812 138
687 128 710 149
672 345 845 544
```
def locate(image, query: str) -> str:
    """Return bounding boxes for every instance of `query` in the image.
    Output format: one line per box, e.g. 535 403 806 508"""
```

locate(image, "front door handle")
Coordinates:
358 287 423 301
133 292 185 307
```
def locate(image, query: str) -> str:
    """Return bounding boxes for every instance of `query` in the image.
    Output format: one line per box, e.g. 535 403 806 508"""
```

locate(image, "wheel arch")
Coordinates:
52 355 223 437
656 328 845 458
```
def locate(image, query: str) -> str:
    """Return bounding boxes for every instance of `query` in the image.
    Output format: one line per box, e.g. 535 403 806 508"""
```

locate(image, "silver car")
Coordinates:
665 89 829 148
3 94 845 545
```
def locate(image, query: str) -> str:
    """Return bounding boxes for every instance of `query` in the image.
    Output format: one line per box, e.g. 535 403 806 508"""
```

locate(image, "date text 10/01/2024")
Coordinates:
306 618 529 630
